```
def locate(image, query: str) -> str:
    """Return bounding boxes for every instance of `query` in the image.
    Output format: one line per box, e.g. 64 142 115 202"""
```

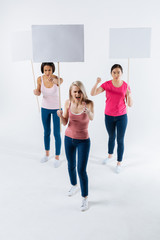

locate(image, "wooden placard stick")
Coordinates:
31 60 40 112
57 62 61 109
126 58 130 111
57 62 62 131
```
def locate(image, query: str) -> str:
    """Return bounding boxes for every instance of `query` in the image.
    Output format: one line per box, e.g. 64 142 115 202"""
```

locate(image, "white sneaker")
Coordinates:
102 157 112 165
40 156 49 163
80 197 88 211
68 185 79 197
116 165 122 174
53 159 61 168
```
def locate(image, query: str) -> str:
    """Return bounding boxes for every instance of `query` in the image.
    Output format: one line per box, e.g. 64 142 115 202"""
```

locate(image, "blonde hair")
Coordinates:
69 81 89 102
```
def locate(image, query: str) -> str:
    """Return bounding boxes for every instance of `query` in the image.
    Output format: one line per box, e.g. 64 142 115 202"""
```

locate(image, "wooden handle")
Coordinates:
58 62 61 110
126 58 130 112
31 60 40 112
57 62 62 131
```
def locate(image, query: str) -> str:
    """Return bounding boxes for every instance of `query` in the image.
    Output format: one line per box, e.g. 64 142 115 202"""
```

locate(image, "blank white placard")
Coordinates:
11 31 32 61
32 25 84 62
109 28 151 58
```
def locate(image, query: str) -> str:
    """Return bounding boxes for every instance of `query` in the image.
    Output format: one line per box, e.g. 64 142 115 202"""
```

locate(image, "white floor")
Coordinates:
0 146 160 240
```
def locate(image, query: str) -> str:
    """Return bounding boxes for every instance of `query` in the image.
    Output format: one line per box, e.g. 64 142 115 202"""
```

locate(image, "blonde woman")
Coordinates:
57 81 94 211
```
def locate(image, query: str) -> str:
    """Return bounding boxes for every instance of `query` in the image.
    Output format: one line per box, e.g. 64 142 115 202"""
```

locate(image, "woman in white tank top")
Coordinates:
33 62 63 167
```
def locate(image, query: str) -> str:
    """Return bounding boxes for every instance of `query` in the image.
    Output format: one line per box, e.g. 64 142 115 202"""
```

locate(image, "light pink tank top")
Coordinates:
65 103 89 139
41 76 59 109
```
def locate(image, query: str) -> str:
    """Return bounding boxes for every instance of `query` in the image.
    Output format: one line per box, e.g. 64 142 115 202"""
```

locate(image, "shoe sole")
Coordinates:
81 207 89 211
68 188 79 197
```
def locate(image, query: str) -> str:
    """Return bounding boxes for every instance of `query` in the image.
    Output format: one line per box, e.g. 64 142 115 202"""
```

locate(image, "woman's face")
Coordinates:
43 65 52 77
71 85 83 103
111 67 122 80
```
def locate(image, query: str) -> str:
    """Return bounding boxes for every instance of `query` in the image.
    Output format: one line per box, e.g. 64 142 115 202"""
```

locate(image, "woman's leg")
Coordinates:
77 138 90 198
64 136 77 186
52 110 61 159
105 115 116 156
41 108 51 155
116 114 128 164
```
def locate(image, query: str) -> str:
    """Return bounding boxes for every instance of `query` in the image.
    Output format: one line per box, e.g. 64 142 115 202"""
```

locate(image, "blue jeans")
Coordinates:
64 136 90 197
41 108 61 155
105 114 128 162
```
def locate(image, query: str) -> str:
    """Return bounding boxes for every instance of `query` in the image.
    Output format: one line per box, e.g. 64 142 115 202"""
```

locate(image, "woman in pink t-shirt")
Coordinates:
91 64 133 173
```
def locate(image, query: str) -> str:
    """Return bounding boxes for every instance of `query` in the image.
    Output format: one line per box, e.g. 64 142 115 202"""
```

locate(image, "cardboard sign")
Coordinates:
109 28 151 58
32 25 84 62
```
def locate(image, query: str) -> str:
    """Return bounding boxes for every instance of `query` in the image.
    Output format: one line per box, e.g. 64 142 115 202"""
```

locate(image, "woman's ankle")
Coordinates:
117 161 121 166
55 155 59 160
45 150 50 157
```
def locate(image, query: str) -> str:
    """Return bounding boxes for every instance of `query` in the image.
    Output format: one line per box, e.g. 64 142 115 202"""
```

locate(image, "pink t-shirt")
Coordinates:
101 80 130 116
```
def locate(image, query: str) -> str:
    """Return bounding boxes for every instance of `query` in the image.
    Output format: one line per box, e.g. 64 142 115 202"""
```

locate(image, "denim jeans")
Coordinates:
105 114 128 162
41 108 61 155
64 136 90 197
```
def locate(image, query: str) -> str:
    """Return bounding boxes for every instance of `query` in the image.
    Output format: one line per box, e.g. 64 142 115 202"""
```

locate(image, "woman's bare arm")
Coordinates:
90 78 104 96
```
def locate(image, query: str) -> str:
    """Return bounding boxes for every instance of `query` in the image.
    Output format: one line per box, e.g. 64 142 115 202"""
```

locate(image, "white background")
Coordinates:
109 28 151 58
0 0 160 239
0 0 160 156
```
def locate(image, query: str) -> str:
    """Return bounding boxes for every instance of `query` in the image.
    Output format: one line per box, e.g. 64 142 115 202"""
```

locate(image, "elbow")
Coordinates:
128 102 133 107
90 114 94 121
62 118 68 126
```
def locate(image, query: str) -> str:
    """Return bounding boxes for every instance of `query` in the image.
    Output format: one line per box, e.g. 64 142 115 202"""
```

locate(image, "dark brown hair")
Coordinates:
111 64 123 73
41 62 55 73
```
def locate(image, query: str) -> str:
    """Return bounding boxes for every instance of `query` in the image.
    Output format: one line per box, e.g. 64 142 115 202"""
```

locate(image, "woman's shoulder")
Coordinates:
52 74 58 78
123 80 127 85
101 80 111 86
85 99 94 106
122 81 128 88
107 80 112 84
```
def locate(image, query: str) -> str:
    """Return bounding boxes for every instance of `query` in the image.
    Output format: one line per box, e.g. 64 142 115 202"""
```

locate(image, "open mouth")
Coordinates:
76 96 80 99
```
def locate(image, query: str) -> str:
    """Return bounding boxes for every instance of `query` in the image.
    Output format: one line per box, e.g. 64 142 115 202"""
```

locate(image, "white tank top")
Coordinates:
41 76 59 109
